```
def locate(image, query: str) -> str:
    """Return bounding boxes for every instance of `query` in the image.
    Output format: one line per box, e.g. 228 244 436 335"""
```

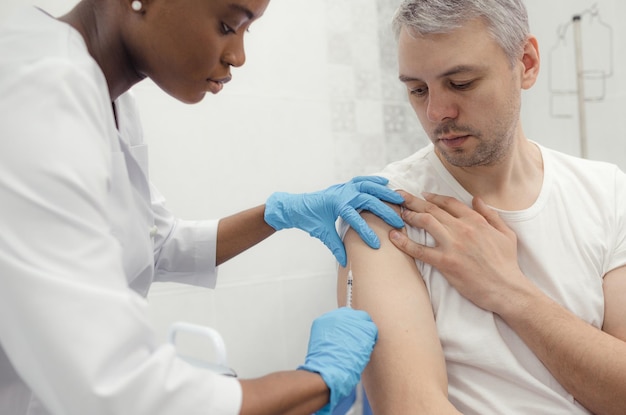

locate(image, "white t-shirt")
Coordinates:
0 6 241 415
378 143 626 414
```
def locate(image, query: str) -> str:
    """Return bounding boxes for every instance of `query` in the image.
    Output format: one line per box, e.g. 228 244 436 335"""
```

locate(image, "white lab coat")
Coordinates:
0 6 241 415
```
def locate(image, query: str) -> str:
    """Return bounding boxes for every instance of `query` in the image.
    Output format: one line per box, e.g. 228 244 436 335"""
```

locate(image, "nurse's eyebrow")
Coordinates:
229 3 255 20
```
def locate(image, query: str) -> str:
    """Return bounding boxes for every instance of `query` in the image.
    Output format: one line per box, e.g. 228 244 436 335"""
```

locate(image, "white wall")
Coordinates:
523 0 626 168
2 0 625 379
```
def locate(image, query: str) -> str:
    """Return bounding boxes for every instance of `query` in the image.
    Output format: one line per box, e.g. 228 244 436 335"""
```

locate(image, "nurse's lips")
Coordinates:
207 75 232 94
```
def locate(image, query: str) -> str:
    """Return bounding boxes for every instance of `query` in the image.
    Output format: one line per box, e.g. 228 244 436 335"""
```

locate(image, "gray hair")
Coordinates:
392 0 530 65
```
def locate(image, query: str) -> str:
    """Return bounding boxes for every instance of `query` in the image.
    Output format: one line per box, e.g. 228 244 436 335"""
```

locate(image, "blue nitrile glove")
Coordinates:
264 176 405 266
297 307 378 415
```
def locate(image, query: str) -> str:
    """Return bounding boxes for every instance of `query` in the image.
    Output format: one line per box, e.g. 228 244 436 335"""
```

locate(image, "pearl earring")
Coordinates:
131 0 142 11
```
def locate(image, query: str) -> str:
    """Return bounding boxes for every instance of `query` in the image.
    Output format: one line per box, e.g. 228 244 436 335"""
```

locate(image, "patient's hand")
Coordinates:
389 191 530 315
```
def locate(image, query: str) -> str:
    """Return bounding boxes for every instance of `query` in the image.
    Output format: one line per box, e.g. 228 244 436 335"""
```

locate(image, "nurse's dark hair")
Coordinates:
391 0 530 67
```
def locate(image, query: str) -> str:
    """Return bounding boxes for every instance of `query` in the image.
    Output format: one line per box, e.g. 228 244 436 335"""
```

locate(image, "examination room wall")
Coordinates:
2 0 625 380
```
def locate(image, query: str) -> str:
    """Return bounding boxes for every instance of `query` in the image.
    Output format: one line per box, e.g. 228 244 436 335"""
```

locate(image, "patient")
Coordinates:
339 0 626 414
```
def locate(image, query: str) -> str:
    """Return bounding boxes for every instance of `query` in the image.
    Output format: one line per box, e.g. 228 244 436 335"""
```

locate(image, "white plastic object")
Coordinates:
168 321 236 377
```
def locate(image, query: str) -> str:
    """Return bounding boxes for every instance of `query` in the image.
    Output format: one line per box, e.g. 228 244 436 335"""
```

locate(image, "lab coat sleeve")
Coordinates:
114 91 220 289
0 37 241 414
151 184 220 289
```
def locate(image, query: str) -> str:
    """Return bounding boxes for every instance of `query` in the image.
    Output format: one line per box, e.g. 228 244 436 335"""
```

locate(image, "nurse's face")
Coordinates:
127 0 270 104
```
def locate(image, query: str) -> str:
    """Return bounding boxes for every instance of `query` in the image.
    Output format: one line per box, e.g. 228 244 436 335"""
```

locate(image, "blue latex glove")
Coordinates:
264 176 405 266
298 307 378 415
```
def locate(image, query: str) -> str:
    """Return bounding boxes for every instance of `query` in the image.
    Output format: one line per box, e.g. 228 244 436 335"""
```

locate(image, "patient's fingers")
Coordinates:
397 190 454 224
400 207 450 245
395 190 457 242
421 192 475 219
396 191 508 244
399 190 472 223
396 190 423 210
389 229 443 265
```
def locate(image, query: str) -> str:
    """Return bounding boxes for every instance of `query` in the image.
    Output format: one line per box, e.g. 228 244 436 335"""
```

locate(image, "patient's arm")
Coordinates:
338 209 460 414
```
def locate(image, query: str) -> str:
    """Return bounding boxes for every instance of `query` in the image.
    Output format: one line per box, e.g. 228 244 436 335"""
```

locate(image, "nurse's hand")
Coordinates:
264 176 404 266
298 307 378 415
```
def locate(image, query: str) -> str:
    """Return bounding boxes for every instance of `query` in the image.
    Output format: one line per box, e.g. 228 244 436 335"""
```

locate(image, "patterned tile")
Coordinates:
323 0 423 182
331 100 357 132
383 103 407 133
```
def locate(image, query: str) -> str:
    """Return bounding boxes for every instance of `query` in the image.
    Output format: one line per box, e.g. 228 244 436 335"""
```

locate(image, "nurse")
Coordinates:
0 0 404 414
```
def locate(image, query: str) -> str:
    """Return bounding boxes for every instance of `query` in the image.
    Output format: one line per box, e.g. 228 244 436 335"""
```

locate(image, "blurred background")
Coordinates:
2 0 624 381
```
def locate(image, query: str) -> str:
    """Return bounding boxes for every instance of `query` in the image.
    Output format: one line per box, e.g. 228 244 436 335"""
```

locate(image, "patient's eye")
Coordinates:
409 85 428 97
450 80 474 91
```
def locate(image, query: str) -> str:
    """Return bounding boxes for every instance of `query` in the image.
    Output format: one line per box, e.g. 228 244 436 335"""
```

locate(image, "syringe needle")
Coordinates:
346 264 353 309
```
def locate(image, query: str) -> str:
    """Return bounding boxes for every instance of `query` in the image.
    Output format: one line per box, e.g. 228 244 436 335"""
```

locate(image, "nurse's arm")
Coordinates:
216 205 275 265
239 370 329 415
338 209 460 414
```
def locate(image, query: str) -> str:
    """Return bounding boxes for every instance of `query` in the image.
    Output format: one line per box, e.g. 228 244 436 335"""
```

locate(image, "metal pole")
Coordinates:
572 15 587 158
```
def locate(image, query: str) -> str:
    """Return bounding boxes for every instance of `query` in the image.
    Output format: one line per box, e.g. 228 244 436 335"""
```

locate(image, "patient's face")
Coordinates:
397 18 523 169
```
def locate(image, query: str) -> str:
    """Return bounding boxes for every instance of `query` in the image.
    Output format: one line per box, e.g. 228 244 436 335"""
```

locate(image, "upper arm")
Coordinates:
338 208 454 413
603 265 626 342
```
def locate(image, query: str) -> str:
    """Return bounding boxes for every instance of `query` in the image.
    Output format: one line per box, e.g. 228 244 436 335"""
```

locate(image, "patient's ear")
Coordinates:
520 35 540 90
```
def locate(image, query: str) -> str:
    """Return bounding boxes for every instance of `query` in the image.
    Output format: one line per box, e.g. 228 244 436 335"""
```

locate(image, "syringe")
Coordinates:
346 264 353 309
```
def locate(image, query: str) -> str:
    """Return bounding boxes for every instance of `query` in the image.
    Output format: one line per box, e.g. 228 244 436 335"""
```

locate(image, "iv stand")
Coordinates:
572 15 587 159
